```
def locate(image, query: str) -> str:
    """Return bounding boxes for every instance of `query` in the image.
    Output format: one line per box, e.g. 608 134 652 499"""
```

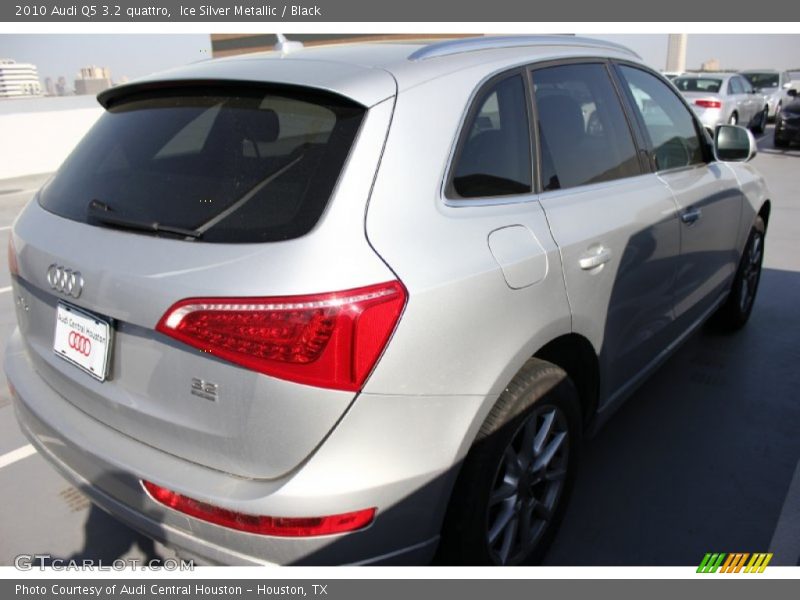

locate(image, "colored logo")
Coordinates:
68 331 92 356
697 552 773 573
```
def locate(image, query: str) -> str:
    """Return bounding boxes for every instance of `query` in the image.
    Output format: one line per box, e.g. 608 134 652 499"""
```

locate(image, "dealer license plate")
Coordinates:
53 302 112 381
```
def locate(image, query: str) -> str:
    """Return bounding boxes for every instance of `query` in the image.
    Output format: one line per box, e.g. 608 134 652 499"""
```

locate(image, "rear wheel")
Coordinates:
437 358 581 565
774 129 789 148
711 216 765 331
728 111 739 125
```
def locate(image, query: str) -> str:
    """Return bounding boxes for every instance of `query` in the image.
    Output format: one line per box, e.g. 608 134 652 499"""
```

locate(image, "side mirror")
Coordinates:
714 125 757 162
788 88 798 98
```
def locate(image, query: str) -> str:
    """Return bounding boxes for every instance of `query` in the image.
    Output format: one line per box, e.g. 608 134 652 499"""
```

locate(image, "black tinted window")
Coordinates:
532 63 640 192
743 72 780 89
38 87 365 243
673 77 722 93
451 75 532 198
618 66 704 170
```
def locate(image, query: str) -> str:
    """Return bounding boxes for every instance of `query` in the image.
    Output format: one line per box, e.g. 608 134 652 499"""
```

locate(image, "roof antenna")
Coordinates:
274 34 304 55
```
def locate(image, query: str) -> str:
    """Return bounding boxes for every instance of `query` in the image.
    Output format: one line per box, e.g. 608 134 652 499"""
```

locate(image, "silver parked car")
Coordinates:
740 69 795 121
6 36 771 566
673 72 769 132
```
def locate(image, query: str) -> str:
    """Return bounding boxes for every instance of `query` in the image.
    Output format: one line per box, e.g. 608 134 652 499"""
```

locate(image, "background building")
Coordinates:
0 59 42 98
74 65 112 95
665 34 687 73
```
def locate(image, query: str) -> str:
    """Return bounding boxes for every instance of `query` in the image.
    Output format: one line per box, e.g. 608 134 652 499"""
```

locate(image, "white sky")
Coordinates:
0 34 798 84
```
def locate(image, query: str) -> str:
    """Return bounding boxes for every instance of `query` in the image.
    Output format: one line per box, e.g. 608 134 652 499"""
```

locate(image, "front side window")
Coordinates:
532 63 640 192
618 65 705 171
450 74 532 199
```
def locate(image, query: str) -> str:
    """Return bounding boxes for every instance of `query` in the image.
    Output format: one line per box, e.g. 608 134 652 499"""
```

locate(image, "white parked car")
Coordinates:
673 73 769 133
740 70 795 121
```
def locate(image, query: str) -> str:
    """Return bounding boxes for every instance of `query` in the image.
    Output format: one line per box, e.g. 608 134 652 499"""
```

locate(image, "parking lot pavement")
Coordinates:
0 130 798 567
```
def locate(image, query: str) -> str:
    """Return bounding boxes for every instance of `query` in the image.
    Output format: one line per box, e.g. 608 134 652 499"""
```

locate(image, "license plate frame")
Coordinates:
53 302 113 382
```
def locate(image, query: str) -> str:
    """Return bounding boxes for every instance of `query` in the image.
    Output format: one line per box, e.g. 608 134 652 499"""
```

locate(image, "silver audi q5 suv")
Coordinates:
6 36 770 566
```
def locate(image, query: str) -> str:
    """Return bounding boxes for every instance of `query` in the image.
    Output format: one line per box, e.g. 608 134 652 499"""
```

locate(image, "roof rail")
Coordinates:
408 35 640 62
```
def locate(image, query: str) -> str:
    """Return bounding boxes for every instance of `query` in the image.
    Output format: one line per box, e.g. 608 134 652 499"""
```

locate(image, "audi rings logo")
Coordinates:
46 264 84 298
68 331 92 356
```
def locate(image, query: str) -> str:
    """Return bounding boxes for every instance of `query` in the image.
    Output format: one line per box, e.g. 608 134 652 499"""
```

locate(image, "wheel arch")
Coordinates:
758 199 771 230
533 333 600 430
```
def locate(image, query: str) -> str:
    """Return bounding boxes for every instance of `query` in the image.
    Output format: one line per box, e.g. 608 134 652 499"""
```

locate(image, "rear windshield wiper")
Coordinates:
87 200 202 239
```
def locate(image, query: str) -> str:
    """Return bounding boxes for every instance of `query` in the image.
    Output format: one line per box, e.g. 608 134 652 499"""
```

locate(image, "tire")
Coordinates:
437 358 582 565
711 216 765 331
728 111 739 125
774 131 789 148
751 107 768 134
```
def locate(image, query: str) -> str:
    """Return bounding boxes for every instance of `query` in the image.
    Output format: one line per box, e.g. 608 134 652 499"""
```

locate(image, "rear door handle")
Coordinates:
579 246 611 270
681 207 703 225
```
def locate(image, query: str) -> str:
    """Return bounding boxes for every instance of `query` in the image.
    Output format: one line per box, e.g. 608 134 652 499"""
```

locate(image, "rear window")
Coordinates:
672 77 722 94
38 86 365 243
742 72 779 89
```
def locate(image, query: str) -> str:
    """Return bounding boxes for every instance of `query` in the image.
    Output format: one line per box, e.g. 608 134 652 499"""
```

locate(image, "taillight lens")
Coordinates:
142 480 375 537
695 99 722 109
156 281 407 391
7 236 18 277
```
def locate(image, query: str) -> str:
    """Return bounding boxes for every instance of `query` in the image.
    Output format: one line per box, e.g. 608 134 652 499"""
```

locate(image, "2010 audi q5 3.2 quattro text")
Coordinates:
5 36 770 566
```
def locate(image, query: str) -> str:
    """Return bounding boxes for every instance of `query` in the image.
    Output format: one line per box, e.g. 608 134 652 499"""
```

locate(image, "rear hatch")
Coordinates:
10 76 401 479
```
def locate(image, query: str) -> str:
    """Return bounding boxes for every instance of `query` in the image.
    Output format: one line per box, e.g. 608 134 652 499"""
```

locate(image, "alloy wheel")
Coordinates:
739 231 763 313
485 406 570 565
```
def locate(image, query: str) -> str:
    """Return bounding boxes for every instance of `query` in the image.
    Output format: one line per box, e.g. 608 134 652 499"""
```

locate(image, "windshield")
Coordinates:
742 72 780 89
672 77 723 93
38 86 365 243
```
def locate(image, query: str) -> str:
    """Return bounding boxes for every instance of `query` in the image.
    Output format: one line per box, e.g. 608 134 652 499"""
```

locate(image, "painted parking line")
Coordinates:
0 444 36 469
0 226 11 231
0 287 12 294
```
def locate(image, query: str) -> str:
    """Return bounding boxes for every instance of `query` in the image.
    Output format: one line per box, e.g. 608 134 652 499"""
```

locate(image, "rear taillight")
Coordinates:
7 236 18 277
142 480 375 537
156 281 407 391
695 99 722 109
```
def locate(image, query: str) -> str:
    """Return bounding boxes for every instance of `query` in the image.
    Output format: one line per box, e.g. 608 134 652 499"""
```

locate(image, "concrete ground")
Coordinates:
0 129 798 567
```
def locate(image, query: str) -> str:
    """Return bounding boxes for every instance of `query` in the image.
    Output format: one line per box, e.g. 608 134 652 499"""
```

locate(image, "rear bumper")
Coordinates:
6 329 487 565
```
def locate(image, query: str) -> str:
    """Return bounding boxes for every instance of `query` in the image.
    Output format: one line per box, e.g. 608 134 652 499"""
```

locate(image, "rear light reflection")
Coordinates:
695 99 722 109
8 236 18 277
142 481 375 537
156 281 407 391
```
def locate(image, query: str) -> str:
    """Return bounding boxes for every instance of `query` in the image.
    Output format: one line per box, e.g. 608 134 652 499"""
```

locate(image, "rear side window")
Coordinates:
618 66 705 170
450 74 532 199
728 77 744 95
532 63 640 192
38 86 365 243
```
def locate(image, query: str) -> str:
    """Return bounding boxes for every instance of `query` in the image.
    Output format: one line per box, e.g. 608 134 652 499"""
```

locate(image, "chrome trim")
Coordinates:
409 36 641 62
46 264 84 299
